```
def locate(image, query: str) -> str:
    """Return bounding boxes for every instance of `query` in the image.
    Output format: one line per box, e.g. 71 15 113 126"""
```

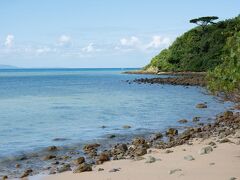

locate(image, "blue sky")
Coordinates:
0 0 239 68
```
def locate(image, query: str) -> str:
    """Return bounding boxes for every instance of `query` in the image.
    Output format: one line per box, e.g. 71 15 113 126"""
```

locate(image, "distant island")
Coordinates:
0 64 18 69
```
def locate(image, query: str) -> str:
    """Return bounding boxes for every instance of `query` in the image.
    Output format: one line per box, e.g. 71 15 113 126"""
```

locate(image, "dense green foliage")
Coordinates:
146 15 240 72
207 31 240 95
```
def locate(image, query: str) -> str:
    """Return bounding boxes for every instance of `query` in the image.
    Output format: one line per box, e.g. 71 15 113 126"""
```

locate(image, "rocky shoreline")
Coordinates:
123 69 206 76
0 74 239 179
129 74 206 87
1 102 239 179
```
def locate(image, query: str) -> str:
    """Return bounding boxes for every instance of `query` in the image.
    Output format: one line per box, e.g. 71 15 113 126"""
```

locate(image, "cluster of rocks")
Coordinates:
1 109 239 179
130 75 206 86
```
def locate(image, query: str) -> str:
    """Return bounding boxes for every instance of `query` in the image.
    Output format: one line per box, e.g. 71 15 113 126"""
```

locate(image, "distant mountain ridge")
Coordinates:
0 65 18 69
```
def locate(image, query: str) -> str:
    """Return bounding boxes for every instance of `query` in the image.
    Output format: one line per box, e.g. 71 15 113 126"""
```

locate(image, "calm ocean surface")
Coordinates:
0 68 232 159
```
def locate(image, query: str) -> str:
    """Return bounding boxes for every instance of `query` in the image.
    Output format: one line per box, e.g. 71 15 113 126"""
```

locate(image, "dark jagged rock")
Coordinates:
132 137 146 146
108 134 116 139
83 143 100 158
122 125 131 129
196 103 207 108
57 164 71 173
47 146 58 151
2 175 8 180
110 143 128 160
166 128 178 136
20 168 33 178
192 117 201 122
219 138 231 143
178 119 188 123
96 152 110 164
83 144 100 153
52 138 69 141
133 147 147 156
43 155 56 160
109 168 120 172
131 75 206 87
73 163 92 173
98 168 104 171
151 132 163 140
73 157 85 165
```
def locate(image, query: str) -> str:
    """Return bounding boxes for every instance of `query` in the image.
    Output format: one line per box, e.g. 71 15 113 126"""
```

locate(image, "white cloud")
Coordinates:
120 36 140 47
5 34 14 48
58 35 71 46
146 36 171 49
0 34 174 59
81 43 96 53
118 35 172 52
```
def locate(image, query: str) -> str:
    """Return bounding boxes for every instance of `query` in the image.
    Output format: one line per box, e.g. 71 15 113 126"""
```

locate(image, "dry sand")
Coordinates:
39 137 240 180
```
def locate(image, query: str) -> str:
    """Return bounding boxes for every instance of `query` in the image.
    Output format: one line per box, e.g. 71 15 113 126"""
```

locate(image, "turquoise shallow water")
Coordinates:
0 68 232 159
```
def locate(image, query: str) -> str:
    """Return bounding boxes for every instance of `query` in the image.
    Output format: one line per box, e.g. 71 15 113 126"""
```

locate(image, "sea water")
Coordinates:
0 68 232 159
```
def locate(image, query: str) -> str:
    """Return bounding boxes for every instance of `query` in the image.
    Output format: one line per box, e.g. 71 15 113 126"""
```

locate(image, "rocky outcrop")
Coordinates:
73 163 92 173
131 74 206 86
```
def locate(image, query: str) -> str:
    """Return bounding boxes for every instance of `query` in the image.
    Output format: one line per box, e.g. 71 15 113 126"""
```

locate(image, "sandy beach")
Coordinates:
42 136 240 180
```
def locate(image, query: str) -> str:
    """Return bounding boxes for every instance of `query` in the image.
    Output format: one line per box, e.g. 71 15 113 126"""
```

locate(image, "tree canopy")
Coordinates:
145 15 240 98
190 16 219 29
145 15 240 72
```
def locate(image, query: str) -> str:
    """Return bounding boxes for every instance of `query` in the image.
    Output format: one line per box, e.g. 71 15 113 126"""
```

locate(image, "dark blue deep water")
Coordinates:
0 68 232 158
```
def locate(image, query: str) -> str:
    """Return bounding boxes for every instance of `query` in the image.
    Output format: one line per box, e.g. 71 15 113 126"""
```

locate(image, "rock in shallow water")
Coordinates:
151 132 163 140
43 155 56 160
108 134 116 139
196 103 207 108
15 163 20 168
192 117 201 122
178 119 188 124
52 138 69 141
20 168 33 178
122 125 131 129
47 146 58 151
83 143 100 151
83 143 100 157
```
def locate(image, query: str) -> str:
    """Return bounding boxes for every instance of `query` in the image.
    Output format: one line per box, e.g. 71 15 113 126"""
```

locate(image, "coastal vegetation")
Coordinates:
145 15 240 97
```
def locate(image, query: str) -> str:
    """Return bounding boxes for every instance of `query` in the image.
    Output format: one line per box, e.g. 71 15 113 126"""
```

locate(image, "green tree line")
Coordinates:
145 15 240 97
